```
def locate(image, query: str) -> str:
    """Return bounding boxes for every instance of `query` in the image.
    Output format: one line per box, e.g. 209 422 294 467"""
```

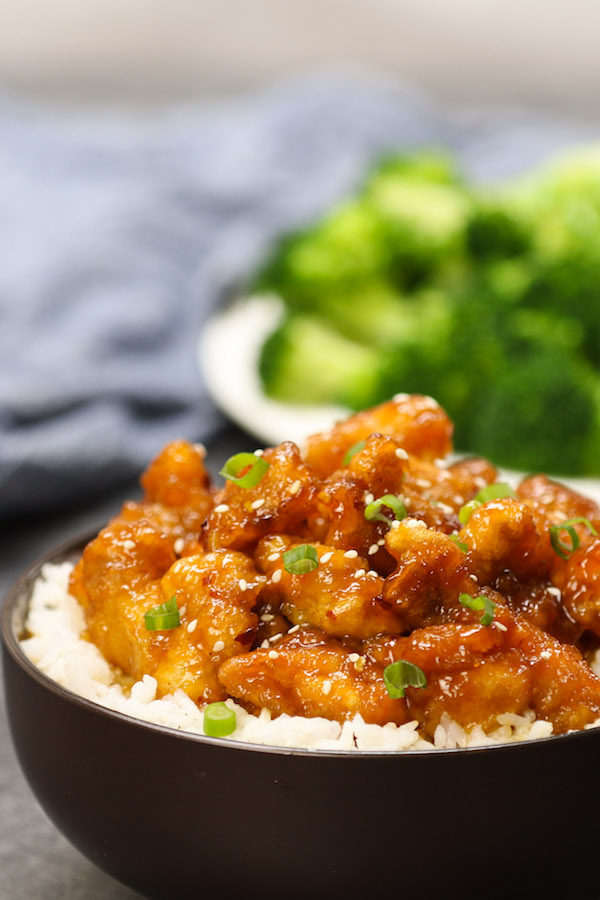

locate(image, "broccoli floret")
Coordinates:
465 201 531 261
259 314 385 409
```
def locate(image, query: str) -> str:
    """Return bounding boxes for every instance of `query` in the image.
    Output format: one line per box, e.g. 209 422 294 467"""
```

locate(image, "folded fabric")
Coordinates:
0 68 594 521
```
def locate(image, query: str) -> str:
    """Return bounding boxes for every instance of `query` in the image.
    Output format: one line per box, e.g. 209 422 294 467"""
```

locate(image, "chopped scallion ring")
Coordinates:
364 494 407 527
549 518 598 560
459 593 497 627
449 535 468 552
283 544 319 575
219 452 270 489
458 499 481 526
383 660 427 699
343 440 366 465
474 482 517 504
203 702 237 738
144 596 180 631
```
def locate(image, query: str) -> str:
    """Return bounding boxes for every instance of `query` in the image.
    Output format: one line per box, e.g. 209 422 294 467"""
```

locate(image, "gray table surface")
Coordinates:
0 423 248 900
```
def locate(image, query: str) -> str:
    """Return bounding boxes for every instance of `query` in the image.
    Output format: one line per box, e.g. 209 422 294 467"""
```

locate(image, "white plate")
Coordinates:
199 294 600 504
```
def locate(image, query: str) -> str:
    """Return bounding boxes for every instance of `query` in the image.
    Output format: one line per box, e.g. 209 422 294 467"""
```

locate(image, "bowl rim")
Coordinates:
3 530 600 760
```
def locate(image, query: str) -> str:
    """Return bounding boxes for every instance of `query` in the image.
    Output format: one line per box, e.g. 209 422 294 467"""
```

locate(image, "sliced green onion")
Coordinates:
549 518 599 560
203 702 237 738
449 535 468 552
364 494 407 527
458 499 481 526
343 440 367 465
283 544 319 575
144 596 180 631
474 482 517 504
383 660 427 699
459 593 496 627
219 452 270 489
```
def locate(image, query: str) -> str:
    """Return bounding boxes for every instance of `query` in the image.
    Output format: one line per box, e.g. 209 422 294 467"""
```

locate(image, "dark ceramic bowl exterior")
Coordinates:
3 535 600 900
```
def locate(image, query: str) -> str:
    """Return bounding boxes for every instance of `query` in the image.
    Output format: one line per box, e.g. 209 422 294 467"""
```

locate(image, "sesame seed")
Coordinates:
494 622 508 632
261 614 274 622
122 540 135 551
320 551 333 564
367 571 379 579
415 479 432 489
540 649 552 660
268 552 280 562
368 544 379 555
436 502 454 515
174 538 185 555
261 639 270 648
354 657 366 671
364 492 375 506
377 538 385 546
344 549 358 559
268 650 279 660
179 605 187 617
212 640 225 653
547 586 561 598
254 449 264 457
322 680 332 695
355 568 366 577
187 619 198 634
288 625 300 634
469 574 478 582
316 516 326 526
393 392 410 403
404 518 425 529
251 498 266 510
390 520 401 529
238 579 248 591
193 443 207 457
288 480 302 495
395 447 409 460
214 504 230 513
474 477 487 490
271 569 282 584
269 633 282 642
348 653 360 662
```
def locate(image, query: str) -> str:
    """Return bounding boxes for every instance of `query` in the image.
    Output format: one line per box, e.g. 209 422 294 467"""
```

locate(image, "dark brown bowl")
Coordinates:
3 534 600 900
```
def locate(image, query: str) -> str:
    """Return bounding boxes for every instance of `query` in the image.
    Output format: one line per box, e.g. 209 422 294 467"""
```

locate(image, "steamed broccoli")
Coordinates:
254 145 600 475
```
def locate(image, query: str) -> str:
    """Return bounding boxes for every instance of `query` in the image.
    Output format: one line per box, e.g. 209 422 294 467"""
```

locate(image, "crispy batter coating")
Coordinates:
71 395 600 740
218 627 408 726
304 394 453 478
205 442 318 551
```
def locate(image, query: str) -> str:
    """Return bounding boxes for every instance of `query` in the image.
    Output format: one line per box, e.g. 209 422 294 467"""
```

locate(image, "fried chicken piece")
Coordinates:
460 498 554 585
205 442 318 552
517 474 600 529
382 519 474 630
70 519 177 676
368 611 600 736
119 440 214 555
156 552 261 701
367 615 529 736
554 539 600 637
71 520 260 703
318 434 458 576
257 537 402 640
218 627 408 726
304 394 453 478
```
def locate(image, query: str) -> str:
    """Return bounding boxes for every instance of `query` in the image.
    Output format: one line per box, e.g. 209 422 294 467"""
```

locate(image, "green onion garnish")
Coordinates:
549 517 599 560
283 544 319 575
364 494 407 527
203 702 237 738
383 660 427 699
459 593 497 627
459 483 517 525
144 596 180 631
343 440 367 465
219 452 270 489
458 499 481 526
474 482 517 504
449 535 468 552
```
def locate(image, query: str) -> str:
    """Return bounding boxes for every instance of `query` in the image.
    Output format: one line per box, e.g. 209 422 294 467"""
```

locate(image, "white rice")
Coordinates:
21 561 589 752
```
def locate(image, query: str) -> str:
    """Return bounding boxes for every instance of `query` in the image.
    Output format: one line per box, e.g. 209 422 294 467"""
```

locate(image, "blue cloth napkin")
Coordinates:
0 69 595 521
